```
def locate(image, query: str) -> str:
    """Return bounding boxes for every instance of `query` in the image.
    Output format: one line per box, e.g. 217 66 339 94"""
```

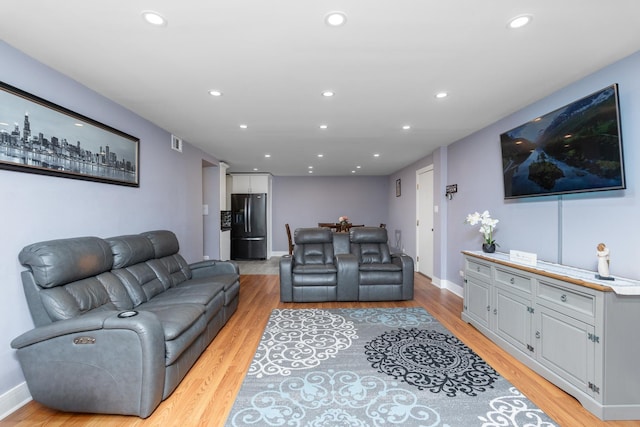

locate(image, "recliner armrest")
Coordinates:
335 253 358 301
279 255 294 301
10 310 166 417
392 253 415 300
190 259 239 278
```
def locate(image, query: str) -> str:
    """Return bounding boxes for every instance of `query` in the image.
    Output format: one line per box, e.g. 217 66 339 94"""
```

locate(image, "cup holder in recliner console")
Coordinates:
117 310 139 318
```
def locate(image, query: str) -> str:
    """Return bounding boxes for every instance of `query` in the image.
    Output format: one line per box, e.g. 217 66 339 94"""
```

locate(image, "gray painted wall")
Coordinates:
271 175 389 251
0 42 221 401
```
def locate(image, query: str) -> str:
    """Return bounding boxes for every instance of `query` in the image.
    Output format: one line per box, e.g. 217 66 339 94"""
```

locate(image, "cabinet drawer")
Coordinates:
538 280 595 318
465 258 492 281
495 267 532 294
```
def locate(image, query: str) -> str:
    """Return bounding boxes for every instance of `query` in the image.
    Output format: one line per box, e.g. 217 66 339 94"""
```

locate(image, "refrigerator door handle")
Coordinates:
248 197 252 233
244 198 249 233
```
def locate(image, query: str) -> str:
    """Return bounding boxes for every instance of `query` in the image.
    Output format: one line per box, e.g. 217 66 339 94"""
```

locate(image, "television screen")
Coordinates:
500 84 625 199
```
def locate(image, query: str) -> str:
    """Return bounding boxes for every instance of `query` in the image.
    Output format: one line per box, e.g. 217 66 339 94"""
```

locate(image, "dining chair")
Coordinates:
379 223 386 228
285 223 294 255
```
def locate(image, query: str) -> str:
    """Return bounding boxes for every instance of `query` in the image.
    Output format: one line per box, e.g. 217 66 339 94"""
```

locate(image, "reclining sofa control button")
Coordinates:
73 336 96 345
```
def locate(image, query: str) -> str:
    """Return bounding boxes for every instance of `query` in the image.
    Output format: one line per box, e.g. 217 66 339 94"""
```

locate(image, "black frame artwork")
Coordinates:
0 82 139 187
396 178 401 197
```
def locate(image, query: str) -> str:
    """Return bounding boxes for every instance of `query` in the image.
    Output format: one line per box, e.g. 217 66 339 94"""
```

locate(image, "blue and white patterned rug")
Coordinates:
224 307 557 426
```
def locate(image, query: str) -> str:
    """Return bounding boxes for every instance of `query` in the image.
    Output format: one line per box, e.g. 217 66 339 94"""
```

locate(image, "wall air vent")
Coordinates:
171 135 183 152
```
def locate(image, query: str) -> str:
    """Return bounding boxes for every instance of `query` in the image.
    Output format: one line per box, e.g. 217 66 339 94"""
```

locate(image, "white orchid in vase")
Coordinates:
465 210 499 251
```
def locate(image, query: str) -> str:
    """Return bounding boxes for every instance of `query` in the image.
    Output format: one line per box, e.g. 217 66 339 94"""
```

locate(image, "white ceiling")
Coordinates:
2 1 640 176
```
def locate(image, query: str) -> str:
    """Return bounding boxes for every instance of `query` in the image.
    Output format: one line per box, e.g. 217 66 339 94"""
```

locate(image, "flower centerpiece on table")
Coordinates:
338 216 350 232
465 210 499 253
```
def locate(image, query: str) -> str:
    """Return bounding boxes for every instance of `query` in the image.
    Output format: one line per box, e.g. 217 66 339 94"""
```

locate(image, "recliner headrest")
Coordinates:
19 236 113 288
107 234 156 269
140 230 180 258
350 227 388 243
294 228 333 244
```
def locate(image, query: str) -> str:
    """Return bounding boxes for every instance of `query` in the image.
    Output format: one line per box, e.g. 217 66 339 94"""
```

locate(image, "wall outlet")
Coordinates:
459 270 465 277
203 255 210 260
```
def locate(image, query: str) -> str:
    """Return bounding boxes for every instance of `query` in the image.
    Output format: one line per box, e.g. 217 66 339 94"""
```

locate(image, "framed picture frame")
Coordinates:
396 178 401 197
0 81 139 187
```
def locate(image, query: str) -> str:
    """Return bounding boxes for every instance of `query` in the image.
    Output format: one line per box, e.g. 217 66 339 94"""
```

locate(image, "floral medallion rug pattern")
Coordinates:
225 308 557 427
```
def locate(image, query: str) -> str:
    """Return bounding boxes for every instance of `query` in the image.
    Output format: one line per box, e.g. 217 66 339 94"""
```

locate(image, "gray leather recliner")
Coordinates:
279 227 413 302
349 227 414 301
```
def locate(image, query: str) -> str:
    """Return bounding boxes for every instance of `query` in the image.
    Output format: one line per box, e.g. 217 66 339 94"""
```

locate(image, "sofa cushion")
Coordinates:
111 264 169 306
135 303 206 365
19 237 113 288
39 274 118 321
141 230 181 259
147 256 192 287
107 235 155 269
293 228 334 266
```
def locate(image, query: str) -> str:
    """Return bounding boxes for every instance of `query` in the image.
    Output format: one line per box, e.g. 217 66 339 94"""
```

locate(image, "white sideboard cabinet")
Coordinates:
462 251 640 421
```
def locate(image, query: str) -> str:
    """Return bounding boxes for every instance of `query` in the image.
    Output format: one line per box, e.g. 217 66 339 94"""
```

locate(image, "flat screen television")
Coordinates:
500 84 625 199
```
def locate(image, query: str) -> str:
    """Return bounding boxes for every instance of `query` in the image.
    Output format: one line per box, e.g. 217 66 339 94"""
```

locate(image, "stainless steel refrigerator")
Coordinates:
231 193 267 260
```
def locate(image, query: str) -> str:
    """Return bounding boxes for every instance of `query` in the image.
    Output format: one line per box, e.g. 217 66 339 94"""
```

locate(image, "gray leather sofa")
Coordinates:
10 230 239 418
279 227 414 302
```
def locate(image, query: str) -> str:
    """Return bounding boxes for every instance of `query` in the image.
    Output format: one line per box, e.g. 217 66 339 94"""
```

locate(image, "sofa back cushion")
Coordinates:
349 227 392 264
18 237 121 323
293 228 334 265
19 236 113 289
38 274 121 321
108 234 156 269
141 230 192 285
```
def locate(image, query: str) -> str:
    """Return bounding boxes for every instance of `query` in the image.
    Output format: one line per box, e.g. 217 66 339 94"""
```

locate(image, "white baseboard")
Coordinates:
0 382 31 420
433 277 463 298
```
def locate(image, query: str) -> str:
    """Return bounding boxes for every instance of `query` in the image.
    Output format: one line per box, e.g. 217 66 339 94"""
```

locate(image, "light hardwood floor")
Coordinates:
3 273 640 427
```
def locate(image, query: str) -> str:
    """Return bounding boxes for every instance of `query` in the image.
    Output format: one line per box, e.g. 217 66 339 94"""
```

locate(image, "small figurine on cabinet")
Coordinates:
596 243 614 280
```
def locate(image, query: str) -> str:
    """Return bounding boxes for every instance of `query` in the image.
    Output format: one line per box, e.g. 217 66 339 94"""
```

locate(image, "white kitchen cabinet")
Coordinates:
461 251 640 421
229 173 270 194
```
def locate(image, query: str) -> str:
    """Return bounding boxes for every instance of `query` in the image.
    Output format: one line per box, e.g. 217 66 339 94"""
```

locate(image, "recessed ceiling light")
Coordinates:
208 90 223 97
308 166 313 169
253 168 259 171
356 165 361 169
325 11 347 27
373 153 380 158
319 124 328 129
317 154 324 158
351 170 356 174
508 14 532 29
264 154 271 158
308 170 314 174
402 125 411 130
239 124 248 129
141 10 167 26
435 92 448 99
322 90 335 97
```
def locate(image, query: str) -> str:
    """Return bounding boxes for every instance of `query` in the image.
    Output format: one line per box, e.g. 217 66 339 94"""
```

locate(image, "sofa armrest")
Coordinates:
279 255 294 301
392 254 415 300
335 253 359 301
11 310 165 418
190 259 239 278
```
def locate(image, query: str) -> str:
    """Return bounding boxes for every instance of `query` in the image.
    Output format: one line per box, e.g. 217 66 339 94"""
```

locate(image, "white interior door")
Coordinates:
417 166 434 278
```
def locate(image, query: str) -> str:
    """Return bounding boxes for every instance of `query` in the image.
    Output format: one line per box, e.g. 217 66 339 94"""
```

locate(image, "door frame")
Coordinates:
416 165 434 278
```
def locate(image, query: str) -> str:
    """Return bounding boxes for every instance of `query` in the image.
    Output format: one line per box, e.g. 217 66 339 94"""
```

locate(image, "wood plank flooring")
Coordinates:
3 273 640 427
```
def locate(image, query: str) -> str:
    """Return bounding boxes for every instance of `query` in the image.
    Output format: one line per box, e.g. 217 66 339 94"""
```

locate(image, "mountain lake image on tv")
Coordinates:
500 84 625 199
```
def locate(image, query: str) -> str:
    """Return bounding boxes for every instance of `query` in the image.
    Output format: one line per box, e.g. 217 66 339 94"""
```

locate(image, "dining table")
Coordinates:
318 222 365 232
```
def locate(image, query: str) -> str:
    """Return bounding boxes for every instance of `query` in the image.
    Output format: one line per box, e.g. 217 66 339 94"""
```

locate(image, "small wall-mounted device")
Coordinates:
445 184 458 200
171 134 183 152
